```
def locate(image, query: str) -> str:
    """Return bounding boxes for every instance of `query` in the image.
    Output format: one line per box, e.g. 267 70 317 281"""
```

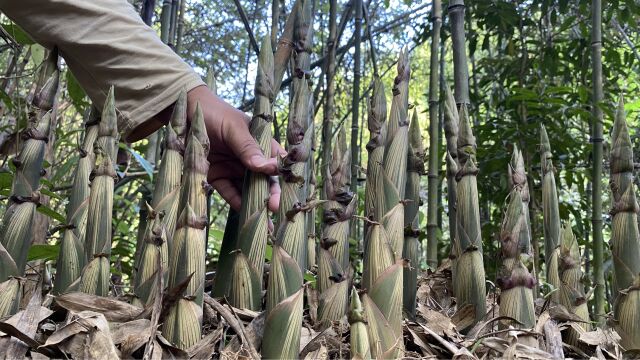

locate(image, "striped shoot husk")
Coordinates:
508 145 533 266
0 54 58 302
134 206 168 306
54 109 100 294
317 127 354 326
540 124 561 302
453 104 486 327
364 77 387 224
443 84 459 249
403 109 424 319
558 222 591 345
162 104 210 349
79 87 118 297
262 288 305 359
382 49 410 260
0 51 58 315
262 9 315 352
609 98 640 350
349 288 371 360
497 190 535 330
212 37 274 309
132 91 187 305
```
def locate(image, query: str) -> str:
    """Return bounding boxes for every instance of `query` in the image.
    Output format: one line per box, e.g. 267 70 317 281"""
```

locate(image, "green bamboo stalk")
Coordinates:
540 124 561 302
590 0 605 326
350 0 363 196
558 223 591 345
162 105 209 349
133 207 168 307
426 0 442 269
609 99 640 349
403 109 424 319
80 87 119 296
453 104 486 327
54 108 99 294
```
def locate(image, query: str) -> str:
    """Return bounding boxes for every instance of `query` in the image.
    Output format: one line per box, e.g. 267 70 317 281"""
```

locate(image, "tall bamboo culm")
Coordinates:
426 0 442 269
609 99 640 349
590 0 606 325
0 51 59 317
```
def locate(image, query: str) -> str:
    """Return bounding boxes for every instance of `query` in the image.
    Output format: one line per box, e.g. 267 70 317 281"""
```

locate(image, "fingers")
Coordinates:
225 118 279 176
268 176 281 213
211 178 242 211
271 139 287 158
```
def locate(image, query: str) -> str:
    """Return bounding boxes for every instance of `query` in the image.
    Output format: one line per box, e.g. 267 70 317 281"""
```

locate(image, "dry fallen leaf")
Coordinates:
43 310 119 359
55 292 144 322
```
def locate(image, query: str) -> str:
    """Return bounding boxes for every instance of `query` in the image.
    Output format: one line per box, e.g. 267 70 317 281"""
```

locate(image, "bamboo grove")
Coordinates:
2 0 640 358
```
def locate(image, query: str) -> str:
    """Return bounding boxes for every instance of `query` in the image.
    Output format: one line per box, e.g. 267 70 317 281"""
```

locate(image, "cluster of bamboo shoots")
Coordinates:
0 51 59 317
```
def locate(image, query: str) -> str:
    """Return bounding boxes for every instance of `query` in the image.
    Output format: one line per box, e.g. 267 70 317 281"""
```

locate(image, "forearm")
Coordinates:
0 0 204 142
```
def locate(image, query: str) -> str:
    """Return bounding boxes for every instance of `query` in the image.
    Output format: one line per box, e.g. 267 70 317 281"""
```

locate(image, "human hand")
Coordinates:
187 85 284 212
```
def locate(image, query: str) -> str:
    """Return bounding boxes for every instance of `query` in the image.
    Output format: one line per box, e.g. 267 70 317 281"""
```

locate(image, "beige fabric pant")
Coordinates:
0 0 204 141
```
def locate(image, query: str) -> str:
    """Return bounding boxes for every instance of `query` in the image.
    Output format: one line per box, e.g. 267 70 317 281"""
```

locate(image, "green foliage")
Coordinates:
1 23 35 45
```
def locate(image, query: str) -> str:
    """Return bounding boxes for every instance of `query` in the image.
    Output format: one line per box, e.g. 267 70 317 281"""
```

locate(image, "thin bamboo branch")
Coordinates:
232 0 260 57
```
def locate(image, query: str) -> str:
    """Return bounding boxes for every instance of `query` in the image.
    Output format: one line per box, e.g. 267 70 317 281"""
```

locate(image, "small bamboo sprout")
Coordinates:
317 127 354 326
508 145 534 269
609 99 640 349
540 125 561 302
558 223 591 345
349 288 371 360
162 105 210 350
0 52 58 317
54 109 99 294
133 90 187 306
79 87 119 297
403 109 424 319
212 37 274 310
453 104 486 327
497 190 536 332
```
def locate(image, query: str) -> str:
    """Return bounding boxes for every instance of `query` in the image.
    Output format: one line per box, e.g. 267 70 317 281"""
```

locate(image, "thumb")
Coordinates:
227 120 279 176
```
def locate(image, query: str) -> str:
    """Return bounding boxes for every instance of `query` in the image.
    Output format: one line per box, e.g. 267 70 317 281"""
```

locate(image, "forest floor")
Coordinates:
0 262 625 359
